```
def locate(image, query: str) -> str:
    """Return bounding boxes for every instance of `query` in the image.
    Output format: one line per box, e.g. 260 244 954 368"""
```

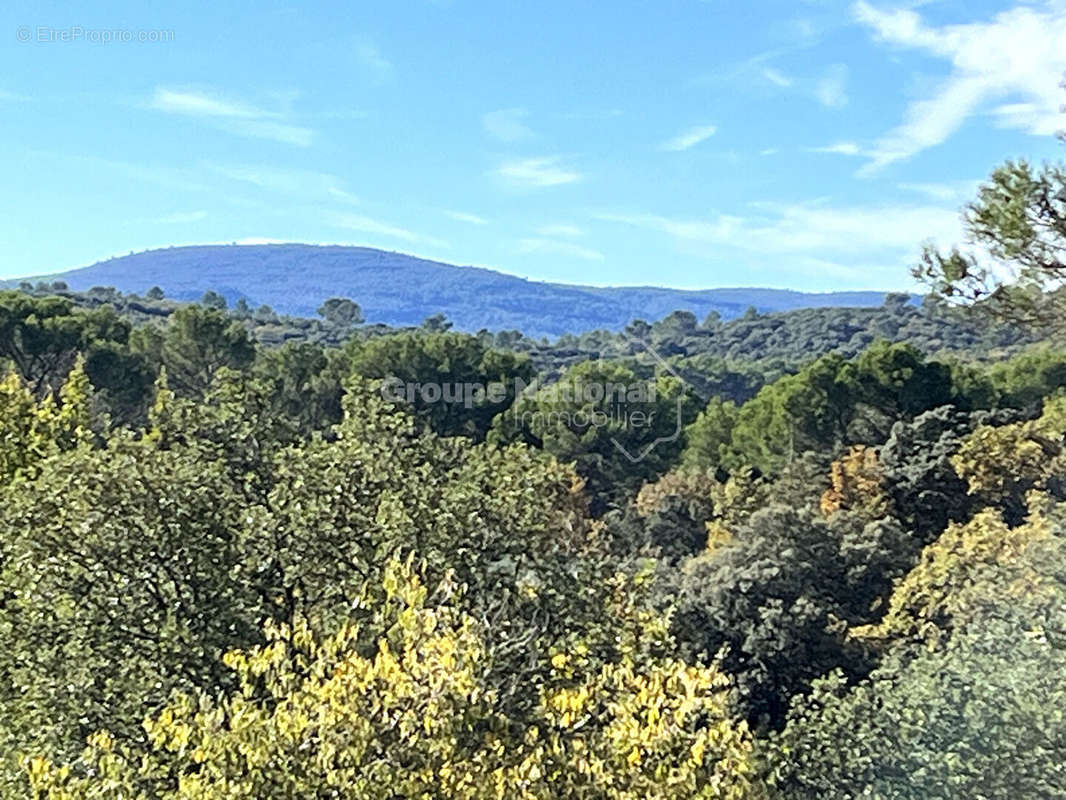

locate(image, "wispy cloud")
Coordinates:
223 120 313 147
482 108 534 142
444 210 489 225
150 87 313 146
897 181 978 203
517 238 604 261
327 186 361 204
853 1 1066 172
151 88 260 118
661 124 718 152
811 141 864 156
328 211 447 248
815 63 849 108
494 156 581 188
762 67 793 87
594 200 962 261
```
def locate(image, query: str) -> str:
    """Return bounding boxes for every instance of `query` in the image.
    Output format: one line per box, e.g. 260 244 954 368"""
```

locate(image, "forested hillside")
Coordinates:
5 243 893 337
2 156 1066 798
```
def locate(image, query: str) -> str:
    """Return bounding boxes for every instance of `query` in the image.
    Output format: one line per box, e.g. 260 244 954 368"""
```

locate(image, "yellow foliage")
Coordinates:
852 501 1060 648
953 395 1066 505
635 470 717 520
27 559 763 800
820 445 889 518
0 357 94 482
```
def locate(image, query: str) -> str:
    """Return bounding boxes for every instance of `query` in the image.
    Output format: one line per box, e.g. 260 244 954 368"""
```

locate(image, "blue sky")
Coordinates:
2 0 1065 290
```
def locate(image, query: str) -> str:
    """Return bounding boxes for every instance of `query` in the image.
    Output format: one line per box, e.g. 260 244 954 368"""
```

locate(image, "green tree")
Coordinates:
422 312 453 332
672 506 878 729
349 330 533 440
0 431 260 792
26 561 763 800
493 360 700 511
0 292 130 396
251 341 346 436
0 359 94 485
200 290 227 310
916 160 1066 332
0 376 627 790
769 502 1066 799
684 344 957 476
317 296 364 328
154 306 255 398
682 397 739 471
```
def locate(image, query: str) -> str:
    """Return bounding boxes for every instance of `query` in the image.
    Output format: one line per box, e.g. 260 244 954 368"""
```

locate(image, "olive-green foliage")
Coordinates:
7 279 1066 797
682 398 739 472
877 405 994 538
349 330 533 440
0 430 260 794
26 561 764 800
249 341 347 436
672 506 900 729
143 305 256 399
494 359 701 512
953 394 1066 523
604 469 721 562
0 374 622 792
768 503 1066 799
669 355 778 405
684 342 956 475
0 291 153 422
317 296 364 328
986 347 1066 409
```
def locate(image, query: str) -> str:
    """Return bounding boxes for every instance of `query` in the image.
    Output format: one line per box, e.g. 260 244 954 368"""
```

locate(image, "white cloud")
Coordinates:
897 180 978 203
853 1 1066 172
762 67 794 87
815 63 849 107
151 88 260 118
444 210 489 225
517 238 604 261
327 186 361 205
328 212 447 248
811 141 864 155
150 87 313 146
536 223 583 237
494 157 581 188
662 124 718 151
221 119 313 147
482 108 533 142
595 200 962 261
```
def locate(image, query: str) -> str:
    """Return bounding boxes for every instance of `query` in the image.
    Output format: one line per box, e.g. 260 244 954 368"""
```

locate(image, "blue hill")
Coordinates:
13 244 898 337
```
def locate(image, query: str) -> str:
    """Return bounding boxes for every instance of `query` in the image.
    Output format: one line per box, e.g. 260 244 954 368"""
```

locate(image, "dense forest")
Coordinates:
1 157 1065 798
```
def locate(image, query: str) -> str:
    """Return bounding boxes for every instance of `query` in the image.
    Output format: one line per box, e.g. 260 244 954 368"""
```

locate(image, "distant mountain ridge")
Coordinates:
10 244 899 337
